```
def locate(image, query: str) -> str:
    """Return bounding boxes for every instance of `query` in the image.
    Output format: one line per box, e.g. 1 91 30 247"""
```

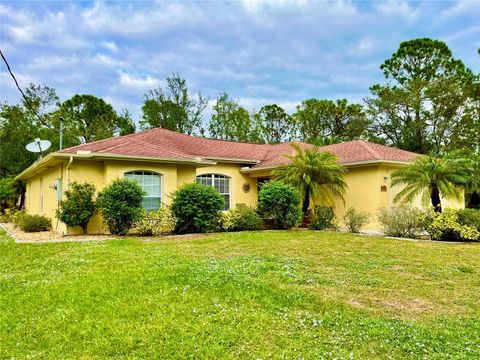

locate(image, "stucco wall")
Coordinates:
25 159 198 235
196 163 258 209
24 158 465 235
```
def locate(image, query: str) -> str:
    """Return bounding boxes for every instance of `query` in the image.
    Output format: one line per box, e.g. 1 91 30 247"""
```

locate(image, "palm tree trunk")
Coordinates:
302 191 310 216
467 191 480 209
431 185 442 212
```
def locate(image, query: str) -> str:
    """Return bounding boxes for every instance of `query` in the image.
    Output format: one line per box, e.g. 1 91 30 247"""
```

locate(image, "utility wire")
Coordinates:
0 48 44 124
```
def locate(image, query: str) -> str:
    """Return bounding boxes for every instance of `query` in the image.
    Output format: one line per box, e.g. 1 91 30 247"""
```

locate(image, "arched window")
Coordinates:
124 171 162 211
196 174 230 210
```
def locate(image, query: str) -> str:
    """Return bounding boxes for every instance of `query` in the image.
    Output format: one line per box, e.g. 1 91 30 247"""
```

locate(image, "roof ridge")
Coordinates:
358 140 381 160
59 127 161 153
128 137 195 159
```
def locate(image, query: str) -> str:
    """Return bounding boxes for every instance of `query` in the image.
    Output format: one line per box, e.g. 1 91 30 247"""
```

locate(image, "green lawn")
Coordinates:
1 230 479 359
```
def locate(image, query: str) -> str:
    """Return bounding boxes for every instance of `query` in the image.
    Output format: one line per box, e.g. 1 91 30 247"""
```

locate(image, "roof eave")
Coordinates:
240 159 413 174
16 152 216 180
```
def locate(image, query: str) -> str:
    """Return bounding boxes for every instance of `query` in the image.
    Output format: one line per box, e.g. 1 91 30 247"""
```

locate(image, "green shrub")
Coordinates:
134 205 176 236
309 205 336 230
14 212 51 232
0 208 18 223
257 181 302 230
171 182 224 233
343 207 370 233
377 206 426 239
457 208 480 230
428 208 480 242
56 182 96 234
96 179 145 235
221 207 262 232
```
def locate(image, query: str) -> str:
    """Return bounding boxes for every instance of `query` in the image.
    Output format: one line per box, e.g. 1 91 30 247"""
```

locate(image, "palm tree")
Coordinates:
465 152 480 209
392 154 469 212
273 144 347 216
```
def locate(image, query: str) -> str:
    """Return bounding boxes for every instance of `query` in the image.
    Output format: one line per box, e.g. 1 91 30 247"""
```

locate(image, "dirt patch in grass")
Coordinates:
376 297 434 314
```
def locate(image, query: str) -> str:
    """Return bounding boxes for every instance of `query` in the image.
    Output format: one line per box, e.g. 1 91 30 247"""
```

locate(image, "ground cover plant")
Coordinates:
1 229 479 359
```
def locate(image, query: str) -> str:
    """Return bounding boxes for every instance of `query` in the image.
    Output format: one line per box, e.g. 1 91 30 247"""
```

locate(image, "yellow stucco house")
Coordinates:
16 128 462 234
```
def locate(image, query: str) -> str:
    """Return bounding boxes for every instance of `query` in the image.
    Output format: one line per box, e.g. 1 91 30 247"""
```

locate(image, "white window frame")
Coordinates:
124 171 162 211
196 174 231 211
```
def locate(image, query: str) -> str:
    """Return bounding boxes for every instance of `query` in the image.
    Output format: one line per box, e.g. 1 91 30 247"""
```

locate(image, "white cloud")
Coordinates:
102 41 119 52
0 0 478 125
375 0 419 20
118 71 160 92
441 0 480 18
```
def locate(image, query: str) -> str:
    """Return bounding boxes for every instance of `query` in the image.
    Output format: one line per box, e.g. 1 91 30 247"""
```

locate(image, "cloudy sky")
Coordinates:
1 0 479 121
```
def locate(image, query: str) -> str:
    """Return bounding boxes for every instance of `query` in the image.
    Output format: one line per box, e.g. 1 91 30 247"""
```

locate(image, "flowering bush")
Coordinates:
134 205 176 236
220 207 262 232
428 208 480 242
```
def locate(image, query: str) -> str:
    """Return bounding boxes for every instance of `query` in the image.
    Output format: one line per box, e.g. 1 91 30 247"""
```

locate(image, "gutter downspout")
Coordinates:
66 156 73 189
64 156 73 236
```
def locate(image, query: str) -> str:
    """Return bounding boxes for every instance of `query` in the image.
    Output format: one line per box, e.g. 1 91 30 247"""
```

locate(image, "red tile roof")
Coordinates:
60 128 418 168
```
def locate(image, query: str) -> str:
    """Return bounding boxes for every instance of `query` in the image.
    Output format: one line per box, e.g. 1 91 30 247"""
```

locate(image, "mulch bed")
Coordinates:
0 222 115 243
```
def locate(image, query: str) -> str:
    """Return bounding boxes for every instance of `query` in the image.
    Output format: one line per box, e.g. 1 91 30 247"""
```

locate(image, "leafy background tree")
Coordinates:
141 73 207 135
366 38 476 154
208 91 253 142
294 99 370 145
59 94 135 143
253 104 295 144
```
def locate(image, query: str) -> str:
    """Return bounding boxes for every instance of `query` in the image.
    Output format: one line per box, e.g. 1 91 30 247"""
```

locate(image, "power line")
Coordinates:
0 48 44 123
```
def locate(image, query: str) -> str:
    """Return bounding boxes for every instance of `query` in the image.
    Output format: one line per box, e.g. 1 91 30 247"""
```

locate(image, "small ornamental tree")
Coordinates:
171 182 224 233
258 181 302 229
96 179 145 235
56 182 96 234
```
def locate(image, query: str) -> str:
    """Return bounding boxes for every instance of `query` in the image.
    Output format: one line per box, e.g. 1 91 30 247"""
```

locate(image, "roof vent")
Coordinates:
76 150 92 155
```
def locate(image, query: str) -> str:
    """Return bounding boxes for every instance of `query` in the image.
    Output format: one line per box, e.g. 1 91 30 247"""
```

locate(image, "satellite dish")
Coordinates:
26 138 51 158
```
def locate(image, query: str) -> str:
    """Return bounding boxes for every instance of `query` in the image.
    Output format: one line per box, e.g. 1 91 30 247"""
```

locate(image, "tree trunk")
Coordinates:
81 223 88 235
467 191 480 209
302 191 310 216
431 186 442 212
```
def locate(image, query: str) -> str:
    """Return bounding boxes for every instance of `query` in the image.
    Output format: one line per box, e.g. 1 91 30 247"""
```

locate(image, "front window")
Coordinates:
196 174 230 210
124 171 162 211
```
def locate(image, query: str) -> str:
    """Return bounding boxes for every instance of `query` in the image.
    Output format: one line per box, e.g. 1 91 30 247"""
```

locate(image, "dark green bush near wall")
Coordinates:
309 205 336 230
13 212 51 232
96 179 145 235
457 209 480 231
56 182 96 234
257 181 302 230
171 182 224 233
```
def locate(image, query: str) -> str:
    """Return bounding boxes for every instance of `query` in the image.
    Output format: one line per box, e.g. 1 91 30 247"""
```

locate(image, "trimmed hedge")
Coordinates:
96 179 145 235
14 212 51 232
258 181 302 230
171 182 224 233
